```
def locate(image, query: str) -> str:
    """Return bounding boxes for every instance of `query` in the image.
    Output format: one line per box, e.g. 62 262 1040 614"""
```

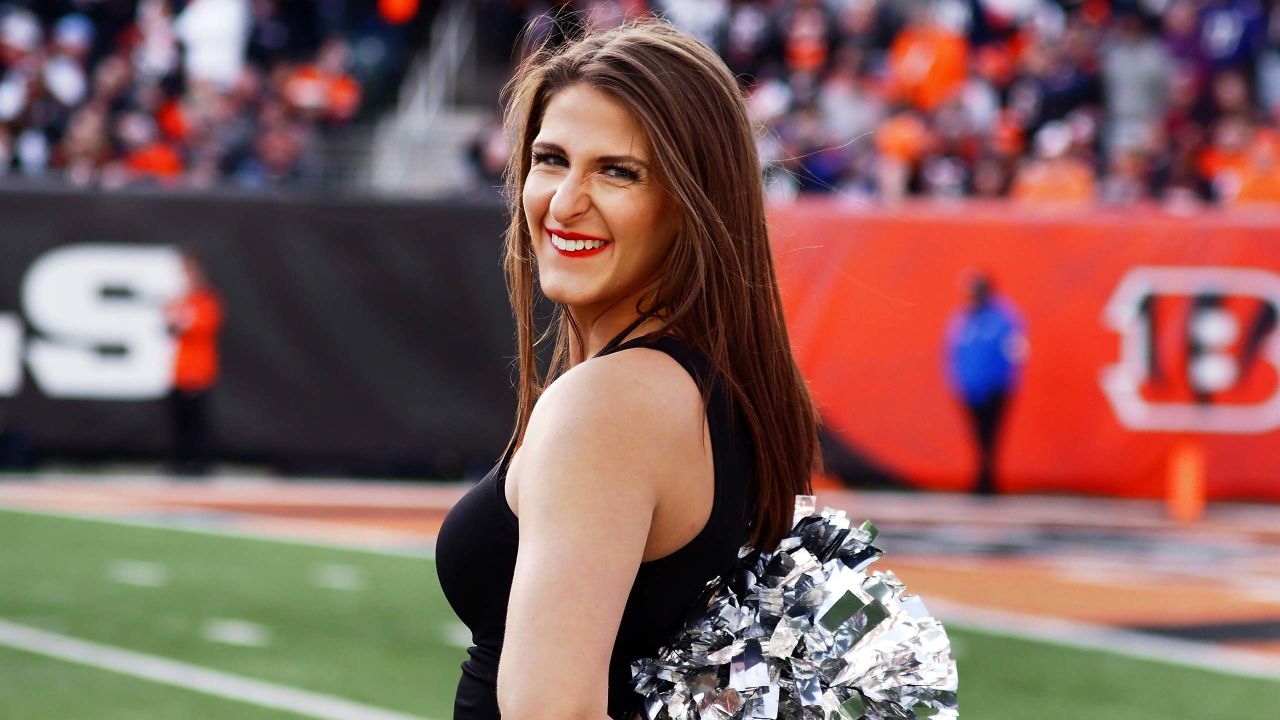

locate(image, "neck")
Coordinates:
566 310 655 364
567 289 669 363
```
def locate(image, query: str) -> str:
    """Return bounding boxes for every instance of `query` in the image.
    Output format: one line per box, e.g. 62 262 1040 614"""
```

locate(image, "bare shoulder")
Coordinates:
534 346 703 438
513 347 705 510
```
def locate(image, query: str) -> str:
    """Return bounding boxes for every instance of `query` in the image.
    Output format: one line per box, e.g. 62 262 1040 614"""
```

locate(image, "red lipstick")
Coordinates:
547 227 611 258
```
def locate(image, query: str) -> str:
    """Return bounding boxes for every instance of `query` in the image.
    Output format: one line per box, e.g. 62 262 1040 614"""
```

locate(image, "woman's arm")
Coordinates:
497 351 702 720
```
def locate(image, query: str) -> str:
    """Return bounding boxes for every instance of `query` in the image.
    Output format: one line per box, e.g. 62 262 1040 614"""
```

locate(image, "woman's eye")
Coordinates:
605 166 639 181
531 151 566 167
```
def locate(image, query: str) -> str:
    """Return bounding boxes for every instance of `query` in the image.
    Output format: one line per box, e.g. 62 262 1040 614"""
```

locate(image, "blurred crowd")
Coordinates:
469 0 1280 208
0 0 415 191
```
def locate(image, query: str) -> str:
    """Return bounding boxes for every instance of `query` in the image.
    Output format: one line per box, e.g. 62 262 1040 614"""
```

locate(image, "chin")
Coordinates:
538 277 598 309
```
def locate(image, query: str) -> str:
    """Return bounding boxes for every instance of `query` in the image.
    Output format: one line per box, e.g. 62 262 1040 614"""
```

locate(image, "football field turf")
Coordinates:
2 507 1277 719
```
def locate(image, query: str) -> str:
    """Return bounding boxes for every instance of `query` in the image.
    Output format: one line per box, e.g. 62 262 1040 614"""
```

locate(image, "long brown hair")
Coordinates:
498 16 820 550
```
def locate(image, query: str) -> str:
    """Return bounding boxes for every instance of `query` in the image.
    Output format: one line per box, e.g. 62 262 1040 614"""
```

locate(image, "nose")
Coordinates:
548 170 591 225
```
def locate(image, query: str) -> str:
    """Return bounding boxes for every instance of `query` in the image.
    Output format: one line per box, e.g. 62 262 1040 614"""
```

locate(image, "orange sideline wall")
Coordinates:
768 200 1280 500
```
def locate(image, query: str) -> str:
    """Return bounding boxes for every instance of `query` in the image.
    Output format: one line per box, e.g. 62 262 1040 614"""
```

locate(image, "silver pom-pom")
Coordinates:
631 496 959 720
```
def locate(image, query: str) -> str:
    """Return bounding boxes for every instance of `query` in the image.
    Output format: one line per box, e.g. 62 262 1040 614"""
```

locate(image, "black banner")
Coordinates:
0 187 517 478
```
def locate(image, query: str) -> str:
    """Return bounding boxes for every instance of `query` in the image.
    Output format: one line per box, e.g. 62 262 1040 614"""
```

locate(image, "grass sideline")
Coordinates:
2 507 1277 719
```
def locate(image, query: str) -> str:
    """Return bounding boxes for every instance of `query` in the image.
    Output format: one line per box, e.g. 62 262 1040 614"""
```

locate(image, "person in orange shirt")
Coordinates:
874 110 933 200
887 5 968 112
164 249 223 475
1228 126 1280 205
1010 120 1095 204
1197 114 1254 200
281 37 362 124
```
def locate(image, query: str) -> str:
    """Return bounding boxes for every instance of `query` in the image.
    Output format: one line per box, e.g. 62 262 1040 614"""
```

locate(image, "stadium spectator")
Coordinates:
281 37 361 124
1163 0 1203 70
1099 146 1153 205
1010 119 1095 203
719 0 777 81
232 95 319 187
1199 111 1255 198
118 110 185 184
817 47 886 145
874 109 930 200
1196 0 1267 76
1101 7 1170 158
887 3 967 113
1232 123 1280 202
173 0 251 89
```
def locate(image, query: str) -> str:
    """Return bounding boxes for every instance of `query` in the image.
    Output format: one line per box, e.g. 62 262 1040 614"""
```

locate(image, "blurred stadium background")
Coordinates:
2 0 1280 718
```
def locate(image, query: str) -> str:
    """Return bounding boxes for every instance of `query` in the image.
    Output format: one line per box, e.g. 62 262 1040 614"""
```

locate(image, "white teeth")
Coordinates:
550 233 606 252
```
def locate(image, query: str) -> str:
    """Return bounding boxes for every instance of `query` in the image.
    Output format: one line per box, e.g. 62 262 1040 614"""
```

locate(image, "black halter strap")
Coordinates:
593 311 657 359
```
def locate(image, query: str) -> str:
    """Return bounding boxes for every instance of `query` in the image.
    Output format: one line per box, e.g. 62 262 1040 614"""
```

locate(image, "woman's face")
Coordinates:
522 83 679 322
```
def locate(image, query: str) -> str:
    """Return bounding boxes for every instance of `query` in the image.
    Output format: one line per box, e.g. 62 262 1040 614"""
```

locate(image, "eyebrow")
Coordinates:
531 141 650 169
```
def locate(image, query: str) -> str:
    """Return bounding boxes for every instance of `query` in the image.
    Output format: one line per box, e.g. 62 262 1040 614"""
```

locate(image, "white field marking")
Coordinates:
0 475 468 508
311 563 366 591
1045 557 1183 590
107 560 168 587
202 618 271 648
0 618 430 720
441 622 472 649
1051 560 1280 605
0 505 436 559
929 598 1280 682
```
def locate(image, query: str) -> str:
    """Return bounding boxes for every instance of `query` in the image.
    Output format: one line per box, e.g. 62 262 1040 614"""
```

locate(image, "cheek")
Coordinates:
629 196 677 258
522 176 552 225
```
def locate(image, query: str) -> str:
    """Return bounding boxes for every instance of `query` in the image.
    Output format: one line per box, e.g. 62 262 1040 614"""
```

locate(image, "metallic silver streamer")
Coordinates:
632 496 959 720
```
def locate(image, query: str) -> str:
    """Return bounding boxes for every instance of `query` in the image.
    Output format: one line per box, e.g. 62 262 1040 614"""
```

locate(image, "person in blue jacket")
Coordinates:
944 272 1028 495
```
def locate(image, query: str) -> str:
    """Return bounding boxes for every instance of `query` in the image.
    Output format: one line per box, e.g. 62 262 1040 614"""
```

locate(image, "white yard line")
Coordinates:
0 504 436 559
202 618 271 648
0 618 432 720
931 598 1280 682
0 476 467 507
106 560 169 587
311 563 367 591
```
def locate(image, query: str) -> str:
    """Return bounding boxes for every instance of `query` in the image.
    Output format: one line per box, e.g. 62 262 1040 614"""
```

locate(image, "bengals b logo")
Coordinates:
1101 267 1280 433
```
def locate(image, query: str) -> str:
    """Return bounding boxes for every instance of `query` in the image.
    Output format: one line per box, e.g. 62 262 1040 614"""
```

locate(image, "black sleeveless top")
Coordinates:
434 327 754 720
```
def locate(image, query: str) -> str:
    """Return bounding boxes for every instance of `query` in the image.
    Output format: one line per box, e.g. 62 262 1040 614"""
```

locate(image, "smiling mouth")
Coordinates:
548 230 610 257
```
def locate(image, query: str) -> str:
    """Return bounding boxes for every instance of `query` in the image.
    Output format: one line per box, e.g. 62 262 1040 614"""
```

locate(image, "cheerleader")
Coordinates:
435 18 820 720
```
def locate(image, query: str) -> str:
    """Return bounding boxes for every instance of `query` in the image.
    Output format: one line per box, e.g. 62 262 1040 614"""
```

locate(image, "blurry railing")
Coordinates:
355 0 485 198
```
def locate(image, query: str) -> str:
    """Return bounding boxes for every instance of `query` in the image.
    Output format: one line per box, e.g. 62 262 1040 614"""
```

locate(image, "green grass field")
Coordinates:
1 507 1276 719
